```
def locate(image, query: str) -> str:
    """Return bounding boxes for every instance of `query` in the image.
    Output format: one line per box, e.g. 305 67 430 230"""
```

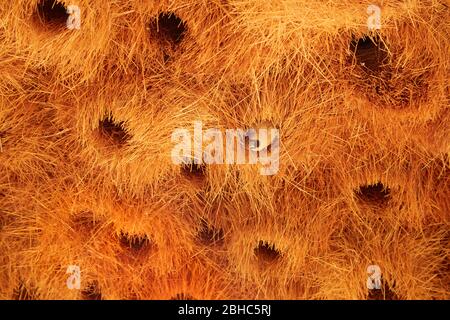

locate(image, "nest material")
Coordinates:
0 0 449 299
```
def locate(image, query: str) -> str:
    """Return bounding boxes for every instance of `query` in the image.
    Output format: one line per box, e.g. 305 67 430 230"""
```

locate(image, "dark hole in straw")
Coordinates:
171 293 195 300
81 281 102 300
119 232 152 255
350 35 389 74
97 117 131 148
149 12 187 46
254 241 282 265
356 182 391 205
368 280 399 300
181 161 206 180
36 0 68 30
197 220 224 246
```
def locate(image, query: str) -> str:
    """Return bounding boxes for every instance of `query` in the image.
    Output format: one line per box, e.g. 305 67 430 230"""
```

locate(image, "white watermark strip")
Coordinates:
171 121 280 176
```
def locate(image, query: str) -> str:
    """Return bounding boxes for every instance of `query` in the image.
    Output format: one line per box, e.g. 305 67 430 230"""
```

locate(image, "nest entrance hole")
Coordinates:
95 116 131 149
35 0 69 31
368 280 399 300
197 220 224 246
355 182 391 205
149 12 187 47
119 232 154 257
81 281 102 300
254 240 282 266
171 293 195 300
350 35 390 75
181 160 207 186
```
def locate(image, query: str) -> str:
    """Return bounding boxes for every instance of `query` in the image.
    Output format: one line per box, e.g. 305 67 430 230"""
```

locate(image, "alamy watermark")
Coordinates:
367 4 381 31
66 265 81 290
171 121 280 175
66 5 81 30
63 4 380 32
367 264 382 289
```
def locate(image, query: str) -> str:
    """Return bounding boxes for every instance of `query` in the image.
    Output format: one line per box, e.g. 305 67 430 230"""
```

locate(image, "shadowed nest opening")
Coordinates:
149 12 187 62
367 280 399 300
119 232 154 258
197 220 224 246
254 240 282 267
149 12 187 47
171 293 195 300
81 281 102 300
35 0 68 31
349 34 428 108
355 182 391 205
350 34 390 75
181 161 207 185
94 117 131 149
